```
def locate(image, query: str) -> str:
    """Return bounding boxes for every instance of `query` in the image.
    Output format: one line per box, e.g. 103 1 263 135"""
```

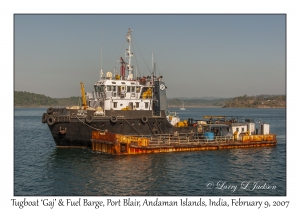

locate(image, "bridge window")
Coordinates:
131 86 135 92
107 85 112 91
98 85 104 93
94 85 105 93
136 86 141 93
145 102 149 109
136 102 139 108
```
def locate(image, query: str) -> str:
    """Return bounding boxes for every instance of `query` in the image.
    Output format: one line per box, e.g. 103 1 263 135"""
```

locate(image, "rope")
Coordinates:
75 114 106 132
132 38 152 75
111 110 140 135
75 111 141 135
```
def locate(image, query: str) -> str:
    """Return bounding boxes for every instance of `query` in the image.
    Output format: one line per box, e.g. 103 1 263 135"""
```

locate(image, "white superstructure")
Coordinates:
85 28 162 113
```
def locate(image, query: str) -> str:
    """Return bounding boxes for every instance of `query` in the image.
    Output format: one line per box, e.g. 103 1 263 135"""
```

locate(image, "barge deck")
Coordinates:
91 131 277 155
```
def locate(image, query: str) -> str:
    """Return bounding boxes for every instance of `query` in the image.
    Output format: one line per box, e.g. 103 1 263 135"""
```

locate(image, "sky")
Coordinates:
14 14 286 99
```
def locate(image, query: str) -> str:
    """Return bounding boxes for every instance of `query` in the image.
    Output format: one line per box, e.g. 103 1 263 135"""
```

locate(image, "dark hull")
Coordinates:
43 108 197 147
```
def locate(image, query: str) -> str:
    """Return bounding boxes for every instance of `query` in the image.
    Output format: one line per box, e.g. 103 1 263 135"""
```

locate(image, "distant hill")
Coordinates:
175 96 223 100
14 91 80 107
222 94 286 108
14 91 58 107
14 91 286 108
167 98 230 107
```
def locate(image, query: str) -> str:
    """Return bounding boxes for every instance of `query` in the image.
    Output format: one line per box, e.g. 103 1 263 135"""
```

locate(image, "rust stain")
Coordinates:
91 131 277 155
242 134 276 142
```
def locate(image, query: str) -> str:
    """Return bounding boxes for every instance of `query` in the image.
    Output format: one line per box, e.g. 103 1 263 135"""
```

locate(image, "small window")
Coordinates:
236 128 239 132
127 86 131 92
136 86 140 93
113 86 116 91
136 102 139 108
121 86 126 93
145 102 149 109
107 86 112 91
113 102 118 108
242 128 245 132
131 86 135 92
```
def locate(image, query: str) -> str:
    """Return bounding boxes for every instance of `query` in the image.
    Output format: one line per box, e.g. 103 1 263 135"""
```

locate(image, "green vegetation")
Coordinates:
222 94 286 108
14 91 81 107
167 98 229 107
14 91 286 108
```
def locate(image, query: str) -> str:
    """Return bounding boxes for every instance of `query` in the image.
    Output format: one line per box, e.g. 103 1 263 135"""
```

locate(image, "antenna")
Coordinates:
100 46 102 80
152 52 156 79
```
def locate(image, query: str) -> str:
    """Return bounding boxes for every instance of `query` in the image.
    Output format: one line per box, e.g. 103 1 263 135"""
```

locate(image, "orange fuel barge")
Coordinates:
91 129 277 155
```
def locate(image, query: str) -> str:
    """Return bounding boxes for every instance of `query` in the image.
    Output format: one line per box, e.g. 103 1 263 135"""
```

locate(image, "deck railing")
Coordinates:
147 134 235 146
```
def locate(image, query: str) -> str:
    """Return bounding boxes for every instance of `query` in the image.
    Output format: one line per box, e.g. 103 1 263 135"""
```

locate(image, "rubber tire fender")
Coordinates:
47 107 54 115
141 116 148 124
85 115 93 123
42 113 47 123
110 115 117 123
47 116 55 126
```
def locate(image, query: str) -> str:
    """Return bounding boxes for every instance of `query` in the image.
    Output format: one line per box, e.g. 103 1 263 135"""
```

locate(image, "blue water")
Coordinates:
14 108 286 196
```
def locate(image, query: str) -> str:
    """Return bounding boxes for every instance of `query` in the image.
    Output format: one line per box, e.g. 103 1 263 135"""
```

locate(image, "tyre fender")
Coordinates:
47 116 55 126
110 115 117 123
42 113 47 123
47 107 54 115
85 115 93 123
141 116 148 123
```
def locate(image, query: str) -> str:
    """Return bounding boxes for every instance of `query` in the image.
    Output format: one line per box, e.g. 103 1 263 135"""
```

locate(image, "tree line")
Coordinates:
14 91 286 108
14 91 80 107
222 94 286 108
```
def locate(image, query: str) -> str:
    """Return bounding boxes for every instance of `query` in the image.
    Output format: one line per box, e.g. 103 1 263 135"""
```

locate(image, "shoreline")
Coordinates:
14 106 286 109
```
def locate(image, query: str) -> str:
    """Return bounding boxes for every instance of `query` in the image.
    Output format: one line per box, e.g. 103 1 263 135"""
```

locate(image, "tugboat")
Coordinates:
42 28 195 147
42 28 277 153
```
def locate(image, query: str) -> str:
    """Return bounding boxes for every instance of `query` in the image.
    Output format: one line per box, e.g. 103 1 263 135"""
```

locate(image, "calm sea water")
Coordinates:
14 107 286 196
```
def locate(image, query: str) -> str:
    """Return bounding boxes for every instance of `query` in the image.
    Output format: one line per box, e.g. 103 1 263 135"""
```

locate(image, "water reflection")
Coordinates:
15 108 286 196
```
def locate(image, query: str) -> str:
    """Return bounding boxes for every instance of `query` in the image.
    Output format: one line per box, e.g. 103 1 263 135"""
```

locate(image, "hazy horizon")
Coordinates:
14 14 286 99
14 89 285 100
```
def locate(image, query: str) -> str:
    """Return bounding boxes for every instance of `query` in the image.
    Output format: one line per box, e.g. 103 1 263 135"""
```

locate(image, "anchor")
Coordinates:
59 126 67 135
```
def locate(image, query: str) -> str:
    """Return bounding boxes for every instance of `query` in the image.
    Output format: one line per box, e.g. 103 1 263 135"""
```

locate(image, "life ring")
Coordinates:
85 115 93 123
141 116 148 124
47 107 53 115
47 116 55 126
110 115 117 123
42 113 47 123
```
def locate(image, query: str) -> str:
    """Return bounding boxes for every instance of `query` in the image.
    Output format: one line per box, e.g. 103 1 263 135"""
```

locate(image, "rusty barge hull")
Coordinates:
91 131 277 155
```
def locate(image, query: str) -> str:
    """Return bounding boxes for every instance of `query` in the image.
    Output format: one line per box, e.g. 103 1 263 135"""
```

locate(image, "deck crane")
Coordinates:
80 82 88 110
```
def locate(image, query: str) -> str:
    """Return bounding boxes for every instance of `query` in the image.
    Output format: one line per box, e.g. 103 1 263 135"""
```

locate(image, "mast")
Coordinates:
100 46 103 80
126 28 133 79
152 52 157 85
